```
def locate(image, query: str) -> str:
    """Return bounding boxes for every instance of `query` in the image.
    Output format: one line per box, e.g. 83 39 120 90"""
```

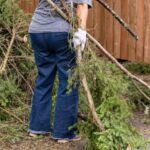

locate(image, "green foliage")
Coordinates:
75 46 148 150
0 0 28 27
94 99 146 150
0 122 25 143
0 77 23 107
125 62 150 74
0 0 35 120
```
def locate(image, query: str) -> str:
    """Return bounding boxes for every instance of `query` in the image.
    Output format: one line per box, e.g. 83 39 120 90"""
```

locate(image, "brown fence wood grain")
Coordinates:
19 0 150 64
128 0 136 61
113 0 121 59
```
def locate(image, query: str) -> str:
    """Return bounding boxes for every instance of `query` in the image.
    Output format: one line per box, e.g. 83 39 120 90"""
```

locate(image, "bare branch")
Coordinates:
77 47 105 130
0 29 16 75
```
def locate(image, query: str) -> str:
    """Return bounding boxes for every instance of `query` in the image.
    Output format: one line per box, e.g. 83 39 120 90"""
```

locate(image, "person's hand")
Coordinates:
72 28 87 51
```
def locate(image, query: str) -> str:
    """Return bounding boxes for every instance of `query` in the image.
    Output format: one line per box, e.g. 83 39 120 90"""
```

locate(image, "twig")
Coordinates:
46 0 150 90
0 106 27 126
8 56 33 61
9 61 34 94
132 80 150 102
60 0 71 18
0 29 16 75
96 0 138 40
47 0 69 21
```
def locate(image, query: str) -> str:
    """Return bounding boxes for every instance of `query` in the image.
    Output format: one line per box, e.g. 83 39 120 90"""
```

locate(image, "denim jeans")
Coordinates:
28 32 79 139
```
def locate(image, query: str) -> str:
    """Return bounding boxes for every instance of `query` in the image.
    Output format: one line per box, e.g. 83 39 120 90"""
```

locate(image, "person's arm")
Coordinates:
72 1 92 51
76 4 88 30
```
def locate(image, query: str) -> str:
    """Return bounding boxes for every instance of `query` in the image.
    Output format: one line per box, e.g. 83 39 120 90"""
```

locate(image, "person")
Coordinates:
28 0 92 143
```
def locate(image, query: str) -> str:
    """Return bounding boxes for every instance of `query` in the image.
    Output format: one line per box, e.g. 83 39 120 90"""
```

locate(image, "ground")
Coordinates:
0 111 150 150
0 74 150 150
0 135 87 150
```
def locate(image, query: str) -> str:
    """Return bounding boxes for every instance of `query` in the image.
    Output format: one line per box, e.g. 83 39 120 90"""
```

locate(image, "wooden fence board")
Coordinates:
105 0 114 55
144 0 150 63
99 3 106 47
19 0 150 64
93 1 106 46
120 0 129 60
128 0 137 61
136 0 145 62
113 0 121 58
94 1 102 42
87 5 94 36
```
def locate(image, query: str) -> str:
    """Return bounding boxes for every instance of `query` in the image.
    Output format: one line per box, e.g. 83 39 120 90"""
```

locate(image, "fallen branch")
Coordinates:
77 47 105 130
60 0 71 18
47 0 69 21
0 29 16 75
96 0 138 40
46 0 150 90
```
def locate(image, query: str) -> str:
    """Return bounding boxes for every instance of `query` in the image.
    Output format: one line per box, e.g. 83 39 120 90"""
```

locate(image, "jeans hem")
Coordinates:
28 129 51 134
51 135 76 140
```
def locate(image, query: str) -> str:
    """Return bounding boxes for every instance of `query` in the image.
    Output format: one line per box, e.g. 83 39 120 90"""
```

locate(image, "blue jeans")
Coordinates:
28 32 79 139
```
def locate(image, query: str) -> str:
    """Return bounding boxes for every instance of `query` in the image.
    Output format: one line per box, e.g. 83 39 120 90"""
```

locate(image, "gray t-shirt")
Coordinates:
28 0 92 33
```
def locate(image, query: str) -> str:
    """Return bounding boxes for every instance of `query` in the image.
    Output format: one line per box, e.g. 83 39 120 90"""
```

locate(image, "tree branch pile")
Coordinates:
0 0 34 124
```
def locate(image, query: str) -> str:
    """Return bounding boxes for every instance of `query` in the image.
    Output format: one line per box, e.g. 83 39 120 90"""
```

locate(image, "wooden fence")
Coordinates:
20 0 150 63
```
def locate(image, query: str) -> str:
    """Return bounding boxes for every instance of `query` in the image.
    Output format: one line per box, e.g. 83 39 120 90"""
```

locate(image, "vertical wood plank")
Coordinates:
87 4 94 36
93 1 101 42
135 0 145 62
19 0 25 11
144 0 150 63
113 0 121 58
19 0 37 13
120 0 129 60
19 0 27 12
105 0 114 55
94 1 106 46
24 0 28 13
34 0 39 11
128 0 137 61
27 0 31 13
99 3 106 46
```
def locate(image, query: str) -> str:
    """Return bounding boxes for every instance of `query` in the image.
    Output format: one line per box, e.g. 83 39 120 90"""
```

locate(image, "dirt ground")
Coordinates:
136 74 150 85
0 111 150 150
0 136 87 150
131 112 150 139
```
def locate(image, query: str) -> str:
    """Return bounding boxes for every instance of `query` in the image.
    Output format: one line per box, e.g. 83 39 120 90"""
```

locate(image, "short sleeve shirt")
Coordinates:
28 0 92 33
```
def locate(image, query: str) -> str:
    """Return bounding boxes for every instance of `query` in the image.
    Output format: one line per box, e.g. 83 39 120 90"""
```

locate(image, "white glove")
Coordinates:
72 28 87 51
